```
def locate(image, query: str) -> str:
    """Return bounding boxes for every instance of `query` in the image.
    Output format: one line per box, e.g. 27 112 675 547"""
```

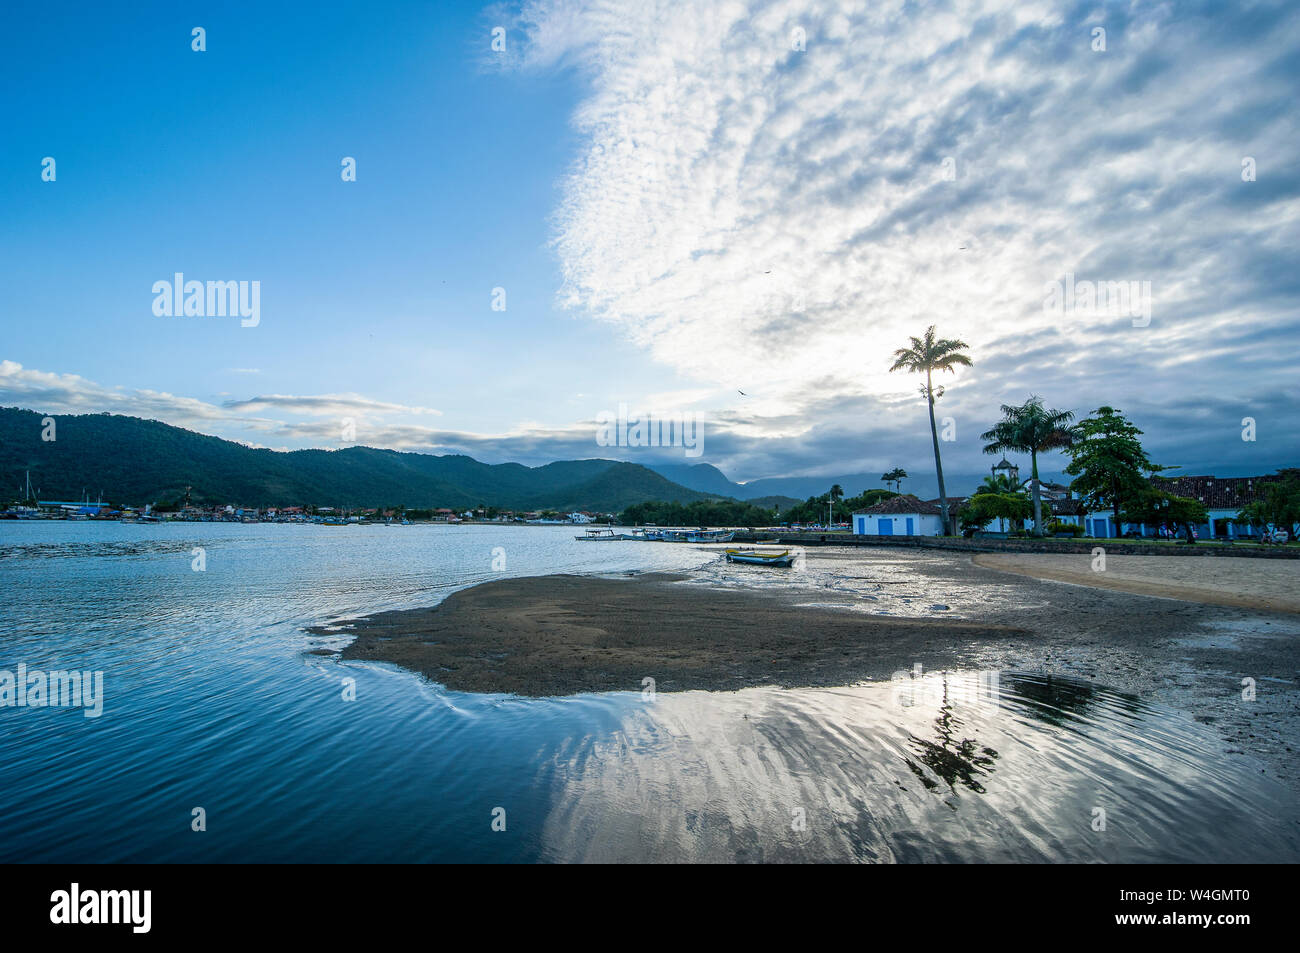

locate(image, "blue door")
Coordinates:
879 518 892 536
906 518 914 535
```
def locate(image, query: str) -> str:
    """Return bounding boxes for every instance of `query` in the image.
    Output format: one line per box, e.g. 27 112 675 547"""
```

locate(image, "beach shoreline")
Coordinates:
972 552 1300 614
320 548 1300 794
323 572 1029 697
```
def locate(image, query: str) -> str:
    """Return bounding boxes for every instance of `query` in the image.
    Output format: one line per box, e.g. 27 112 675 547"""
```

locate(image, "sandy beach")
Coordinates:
973 552 1300 614
323 548 1300 794
328 572 1028 696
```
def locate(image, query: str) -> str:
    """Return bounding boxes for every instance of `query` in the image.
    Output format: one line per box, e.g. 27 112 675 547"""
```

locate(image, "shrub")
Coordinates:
1047 521 1084 537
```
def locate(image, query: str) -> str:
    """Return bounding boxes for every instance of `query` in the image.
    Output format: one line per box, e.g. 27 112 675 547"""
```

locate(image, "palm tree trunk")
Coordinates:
1030 451 1043 536
926 369 950 534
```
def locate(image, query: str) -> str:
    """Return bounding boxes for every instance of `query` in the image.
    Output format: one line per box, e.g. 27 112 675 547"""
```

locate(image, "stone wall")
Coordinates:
729 531 1300 559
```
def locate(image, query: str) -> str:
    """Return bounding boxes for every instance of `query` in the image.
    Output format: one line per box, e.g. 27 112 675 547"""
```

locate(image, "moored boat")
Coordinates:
687 529 735 543
574 528 626 541
724 547 796 567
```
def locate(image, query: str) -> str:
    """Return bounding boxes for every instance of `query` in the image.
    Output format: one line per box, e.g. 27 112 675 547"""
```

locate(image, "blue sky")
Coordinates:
3 0 1298 491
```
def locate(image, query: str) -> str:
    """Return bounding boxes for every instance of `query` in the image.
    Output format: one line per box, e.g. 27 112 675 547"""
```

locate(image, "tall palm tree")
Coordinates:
881 467 909 493
980 396 1075 536
829 484 844 523
889 327 972 535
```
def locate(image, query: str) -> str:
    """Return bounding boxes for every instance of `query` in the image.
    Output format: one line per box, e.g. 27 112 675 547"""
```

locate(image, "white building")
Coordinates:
569 512 594 524
852 495 944 536
1086 473 1287 539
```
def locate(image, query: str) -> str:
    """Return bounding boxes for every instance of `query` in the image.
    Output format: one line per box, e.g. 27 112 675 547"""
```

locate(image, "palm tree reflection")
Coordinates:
904 675 999 795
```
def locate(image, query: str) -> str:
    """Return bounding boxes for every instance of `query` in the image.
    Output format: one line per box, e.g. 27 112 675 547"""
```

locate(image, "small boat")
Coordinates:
724 547 796 567
574 528 625 541
687 530 736 543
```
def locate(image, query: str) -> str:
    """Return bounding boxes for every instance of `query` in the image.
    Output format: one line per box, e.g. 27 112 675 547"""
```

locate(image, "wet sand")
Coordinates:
973 552 1300 614
326 572 1028 696
322 548 1300 793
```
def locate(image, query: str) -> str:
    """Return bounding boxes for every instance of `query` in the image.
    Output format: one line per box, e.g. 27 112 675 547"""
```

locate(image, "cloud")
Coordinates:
221 394 443 417
0 360 259 428
511 0 1300 469
6 2 1299 488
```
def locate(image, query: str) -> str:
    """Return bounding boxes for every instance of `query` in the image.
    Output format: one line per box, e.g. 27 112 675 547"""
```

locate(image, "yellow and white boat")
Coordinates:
724 547 795 567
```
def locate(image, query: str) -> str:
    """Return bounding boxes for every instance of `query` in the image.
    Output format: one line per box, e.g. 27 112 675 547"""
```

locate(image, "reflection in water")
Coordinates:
539 671 1300 863
905 675 999 795
3 521 1298 863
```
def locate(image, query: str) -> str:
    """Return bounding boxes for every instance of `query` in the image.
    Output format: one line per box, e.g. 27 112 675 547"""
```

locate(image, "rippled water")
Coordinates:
1 521 1295 862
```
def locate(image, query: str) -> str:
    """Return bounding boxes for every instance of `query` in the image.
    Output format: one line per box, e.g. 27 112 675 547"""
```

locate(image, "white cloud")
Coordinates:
221 394 443 417
517 0 1300 430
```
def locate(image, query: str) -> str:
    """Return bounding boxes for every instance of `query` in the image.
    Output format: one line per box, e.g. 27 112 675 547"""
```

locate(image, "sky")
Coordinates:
2 0 1298 493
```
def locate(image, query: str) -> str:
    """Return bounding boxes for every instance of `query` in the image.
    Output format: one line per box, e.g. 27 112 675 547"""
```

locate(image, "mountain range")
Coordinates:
648 463 908 502
0 408 715 512
2 406 1054 512
646 462 1070 503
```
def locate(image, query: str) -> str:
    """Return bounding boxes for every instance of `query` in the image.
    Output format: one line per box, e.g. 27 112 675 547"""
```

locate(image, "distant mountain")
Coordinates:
647 462 1078 505
646 463 741 498
0 408 713 512
649 463 893 502
731 472 895 500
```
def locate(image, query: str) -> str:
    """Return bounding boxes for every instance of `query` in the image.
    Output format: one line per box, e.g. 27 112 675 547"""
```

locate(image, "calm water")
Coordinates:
1 521 1296 862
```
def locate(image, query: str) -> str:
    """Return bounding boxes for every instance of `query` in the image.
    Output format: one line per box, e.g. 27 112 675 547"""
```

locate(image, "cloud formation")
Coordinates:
6 2 1298 489
512 0 1300 465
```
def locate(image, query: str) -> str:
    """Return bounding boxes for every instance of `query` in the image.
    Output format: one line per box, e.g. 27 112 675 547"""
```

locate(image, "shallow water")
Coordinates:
1 521 1295 862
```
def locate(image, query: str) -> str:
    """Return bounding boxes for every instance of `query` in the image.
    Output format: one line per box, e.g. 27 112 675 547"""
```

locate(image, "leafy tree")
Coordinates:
1121 489 1208 543
981 396 1075 536
1236 470 1300 538
846 487 899 511
1063 407 1157 536
889 326 972 535
958 492 1033 536
975 472 1027 496
619 499 779 527
965 473 1031 533
777 485 901 525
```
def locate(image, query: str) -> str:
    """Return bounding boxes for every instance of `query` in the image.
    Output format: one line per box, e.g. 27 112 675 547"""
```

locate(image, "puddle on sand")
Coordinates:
537 671 1300 863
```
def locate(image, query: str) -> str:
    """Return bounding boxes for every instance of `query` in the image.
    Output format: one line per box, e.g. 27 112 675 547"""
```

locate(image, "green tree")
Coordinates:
980 396 1075 536
619 499 779 527
1122 490 1208 544
975 472 1027 496
1062 407 1156 536
889 326 972 535
968 473 1031 532
1236 470 1300 538
958 492 1033 536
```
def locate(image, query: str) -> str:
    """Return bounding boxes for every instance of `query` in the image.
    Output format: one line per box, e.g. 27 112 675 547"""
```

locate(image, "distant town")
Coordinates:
5 466 1297 544
1 496 617 526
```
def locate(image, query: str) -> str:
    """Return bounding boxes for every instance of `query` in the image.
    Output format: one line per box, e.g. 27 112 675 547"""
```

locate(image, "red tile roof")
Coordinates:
855 494 942 516
1150 473 1289 509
